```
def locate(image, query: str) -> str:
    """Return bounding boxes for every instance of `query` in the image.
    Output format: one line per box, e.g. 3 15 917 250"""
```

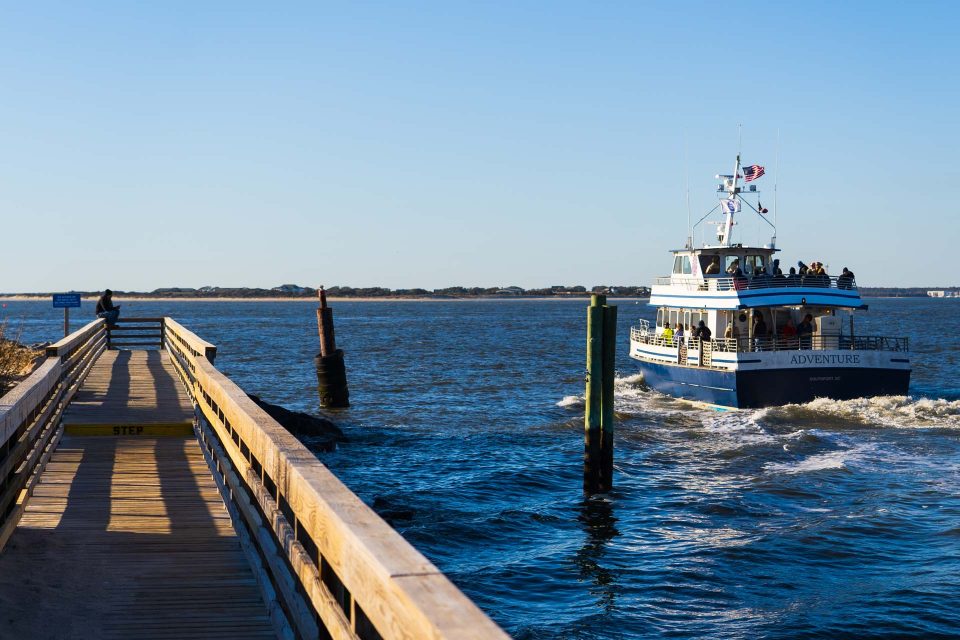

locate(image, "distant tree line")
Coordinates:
4 285 652 299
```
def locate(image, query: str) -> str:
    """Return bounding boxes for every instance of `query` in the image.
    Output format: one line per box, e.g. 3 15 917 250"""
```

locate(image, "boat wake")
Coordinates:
761 396 960 430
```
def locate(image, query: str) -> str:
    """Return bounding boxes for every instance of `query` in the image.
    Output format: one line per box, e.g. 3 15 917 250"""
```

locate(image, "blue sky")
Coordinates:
1 1 957 291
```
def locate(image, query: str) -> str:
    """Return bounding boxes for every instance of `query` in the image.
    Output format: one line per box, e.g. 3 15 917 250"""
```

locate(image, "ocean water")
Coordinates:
3 297 960 638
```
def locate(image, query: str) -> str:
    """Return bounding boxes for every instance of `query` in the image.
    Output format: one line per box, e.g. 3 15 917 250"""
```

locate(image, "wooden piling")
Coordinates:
584 295 604 493
600 303 617 492
315 287 350 408
584 294 616 494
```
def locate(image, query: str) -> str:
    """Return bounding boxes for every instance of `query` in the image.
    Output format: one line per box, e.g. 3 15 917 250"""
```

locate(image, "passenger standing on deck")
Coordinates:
675 322 684 341
798 313 814 348
705 256 721 275
661 323 674 346
781 318 798 348
695 320 711 344
724 321 739 350
95 289 121 326
753 313 768 351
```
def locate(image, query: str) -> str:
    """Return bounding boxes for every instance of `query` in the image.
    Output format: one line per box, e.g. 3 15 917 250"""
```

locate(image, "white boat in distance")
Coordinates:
629 153 910 408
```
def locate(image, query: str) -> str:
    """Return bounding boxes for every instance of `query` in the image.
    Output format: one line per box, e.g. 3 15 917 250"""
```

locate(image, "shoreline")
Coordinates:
0 296 649 303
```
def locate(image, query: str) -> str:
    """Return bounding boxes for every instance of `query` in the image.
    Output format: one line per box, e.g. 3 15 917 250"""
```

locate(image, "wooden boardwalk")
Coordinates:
0 434 276 639
63 350 194 436
0 348 275 639
0 319 508 640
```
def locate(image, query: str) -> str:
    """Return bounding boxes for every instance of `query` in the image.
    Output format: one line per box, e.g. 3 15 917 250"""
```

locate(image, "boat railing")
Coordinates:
652 275 858 292
631 327 908 354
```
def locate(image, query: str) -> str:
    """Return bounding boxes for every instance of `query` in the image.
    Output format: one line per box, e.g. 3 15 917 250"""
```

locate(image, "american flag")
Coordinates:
743 164 765 182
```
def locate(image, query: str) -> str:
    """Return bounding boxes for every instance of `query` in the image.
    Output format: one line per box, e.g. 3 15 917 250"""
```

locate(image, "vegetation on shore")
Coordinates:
2 284 653 299
0 322 40 397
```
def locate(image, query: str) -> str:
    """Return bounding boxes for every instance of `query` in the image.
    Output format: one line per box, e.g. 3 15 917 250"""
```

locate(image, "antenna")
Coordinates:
774 128 780 245
685 134 691 248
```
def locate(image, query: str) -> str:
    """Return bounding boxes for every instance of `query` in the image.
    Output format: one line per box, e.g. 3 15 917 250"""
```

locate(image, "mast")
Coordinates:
719 153 740 246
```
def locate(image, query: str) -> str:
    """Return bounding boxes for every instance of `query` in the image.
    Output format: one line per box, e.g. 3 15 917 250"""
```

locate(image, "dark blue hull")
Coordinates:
635 360 911 409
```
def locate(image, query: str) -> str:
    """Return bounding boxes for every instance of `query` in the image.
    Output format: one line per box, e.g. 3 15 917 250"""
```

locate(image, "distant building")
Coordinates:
272 284 311 294
928 290 946 297
496 286 524 296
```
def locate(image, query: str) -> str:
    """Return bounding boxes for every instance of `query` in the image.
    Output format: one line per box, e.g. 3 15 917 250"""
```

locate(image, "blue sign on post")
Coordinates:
52 294 82 308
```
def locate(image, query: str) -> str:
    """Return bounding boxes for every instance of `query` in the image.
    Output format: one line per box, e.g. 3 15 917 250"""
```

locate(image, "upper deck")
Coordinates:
652 246 863 310
650 273 863 310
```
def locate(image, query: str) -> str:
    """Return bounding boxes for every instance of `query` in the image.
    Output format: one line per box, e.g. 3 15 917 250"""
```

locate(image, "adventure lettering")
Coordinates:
790 354 860 365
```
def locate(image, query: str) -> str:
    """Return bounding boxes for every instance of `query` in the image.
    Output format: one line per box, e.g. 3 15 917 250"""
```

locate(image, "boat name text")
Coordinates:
790 354 860 365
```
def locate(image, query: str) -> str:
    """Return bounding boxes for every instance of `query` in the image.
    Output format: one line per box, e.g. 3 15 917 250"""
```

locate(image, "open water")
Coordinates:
3 297 960 638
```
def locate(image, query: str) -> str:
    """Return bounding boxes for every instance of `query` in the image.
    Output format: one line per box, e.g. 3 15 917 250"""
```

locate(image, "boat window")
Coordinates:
745 255 767 275
669 310 678 327
673 256 683 274
682 256 692 275
724 255 741 274
684 311 691 329
657 309 664 327
699 254 720 274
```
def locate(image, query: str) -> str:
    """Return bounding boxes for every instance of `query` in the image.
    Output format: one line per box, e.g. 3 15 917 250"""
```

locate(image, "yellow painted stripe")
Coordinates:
64 423 194 437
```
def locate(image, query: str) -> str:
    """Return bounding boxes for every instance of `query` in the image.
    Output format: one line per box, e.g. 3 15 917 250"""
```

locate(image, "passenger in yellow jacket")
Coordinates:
662 325 674 345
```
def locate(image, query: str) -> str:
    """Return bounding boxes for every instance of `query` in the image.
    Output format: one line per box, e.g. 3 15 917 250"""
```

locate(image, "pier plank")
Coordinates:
0 436 276 639
62 350 194 435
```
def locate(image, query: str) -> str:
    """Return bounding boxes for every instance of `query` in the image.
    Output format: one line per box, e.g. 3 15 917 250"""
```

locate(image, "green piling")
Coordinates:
600 303 617 492
584 293 616 494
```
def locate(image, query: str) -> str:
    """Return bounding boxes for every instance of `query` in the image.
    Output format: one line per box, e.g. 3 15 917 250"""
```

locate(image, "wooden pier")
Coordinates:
0 318 506 640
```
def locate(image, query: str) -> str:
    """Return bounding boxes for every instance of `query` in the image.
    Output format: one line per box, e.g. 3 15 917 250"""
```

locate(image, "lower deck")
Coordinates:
634 357 912 408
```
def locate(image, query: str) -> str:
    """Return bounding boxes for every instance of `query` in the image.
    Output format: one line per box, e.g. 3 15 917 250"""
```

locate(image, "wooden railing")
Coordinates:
162 319 506 640
0 319 107 549
106 317 164 350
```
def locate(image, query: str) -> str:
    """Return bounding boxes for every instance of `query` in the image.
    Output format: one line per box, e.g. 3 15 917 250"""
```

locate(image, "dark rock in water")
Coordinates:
248 394 346 452
371 496 416 525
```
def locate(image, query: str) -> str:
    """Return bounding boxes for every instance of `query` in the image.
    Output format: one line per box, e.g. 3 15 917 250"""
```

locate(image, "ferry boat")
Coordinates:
629 154 911 409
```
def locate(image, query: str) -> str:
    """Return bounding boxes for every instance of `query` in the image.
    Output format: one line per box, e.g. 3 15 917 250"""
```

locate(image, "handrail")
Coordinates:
164 318 217 364
0 319 106 549
106 318 164 350
631 326 909 354
45 319 105 358
162 319 506 640
653 274 858 292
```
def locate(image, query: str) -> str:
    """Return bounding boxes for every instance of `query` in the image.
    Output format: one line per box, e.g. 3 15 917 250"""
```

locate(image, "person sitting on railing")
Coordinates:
705 256 721 275
798 314 814 348
95 289 121 327
837 267 856 290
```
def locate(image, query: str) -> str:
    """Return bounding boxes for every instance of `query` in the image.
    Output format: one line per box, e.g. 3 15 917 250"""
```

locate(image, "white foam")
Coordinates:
556 395 583 408
704 409 778 447
764 444 875 475
777 396 960 430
